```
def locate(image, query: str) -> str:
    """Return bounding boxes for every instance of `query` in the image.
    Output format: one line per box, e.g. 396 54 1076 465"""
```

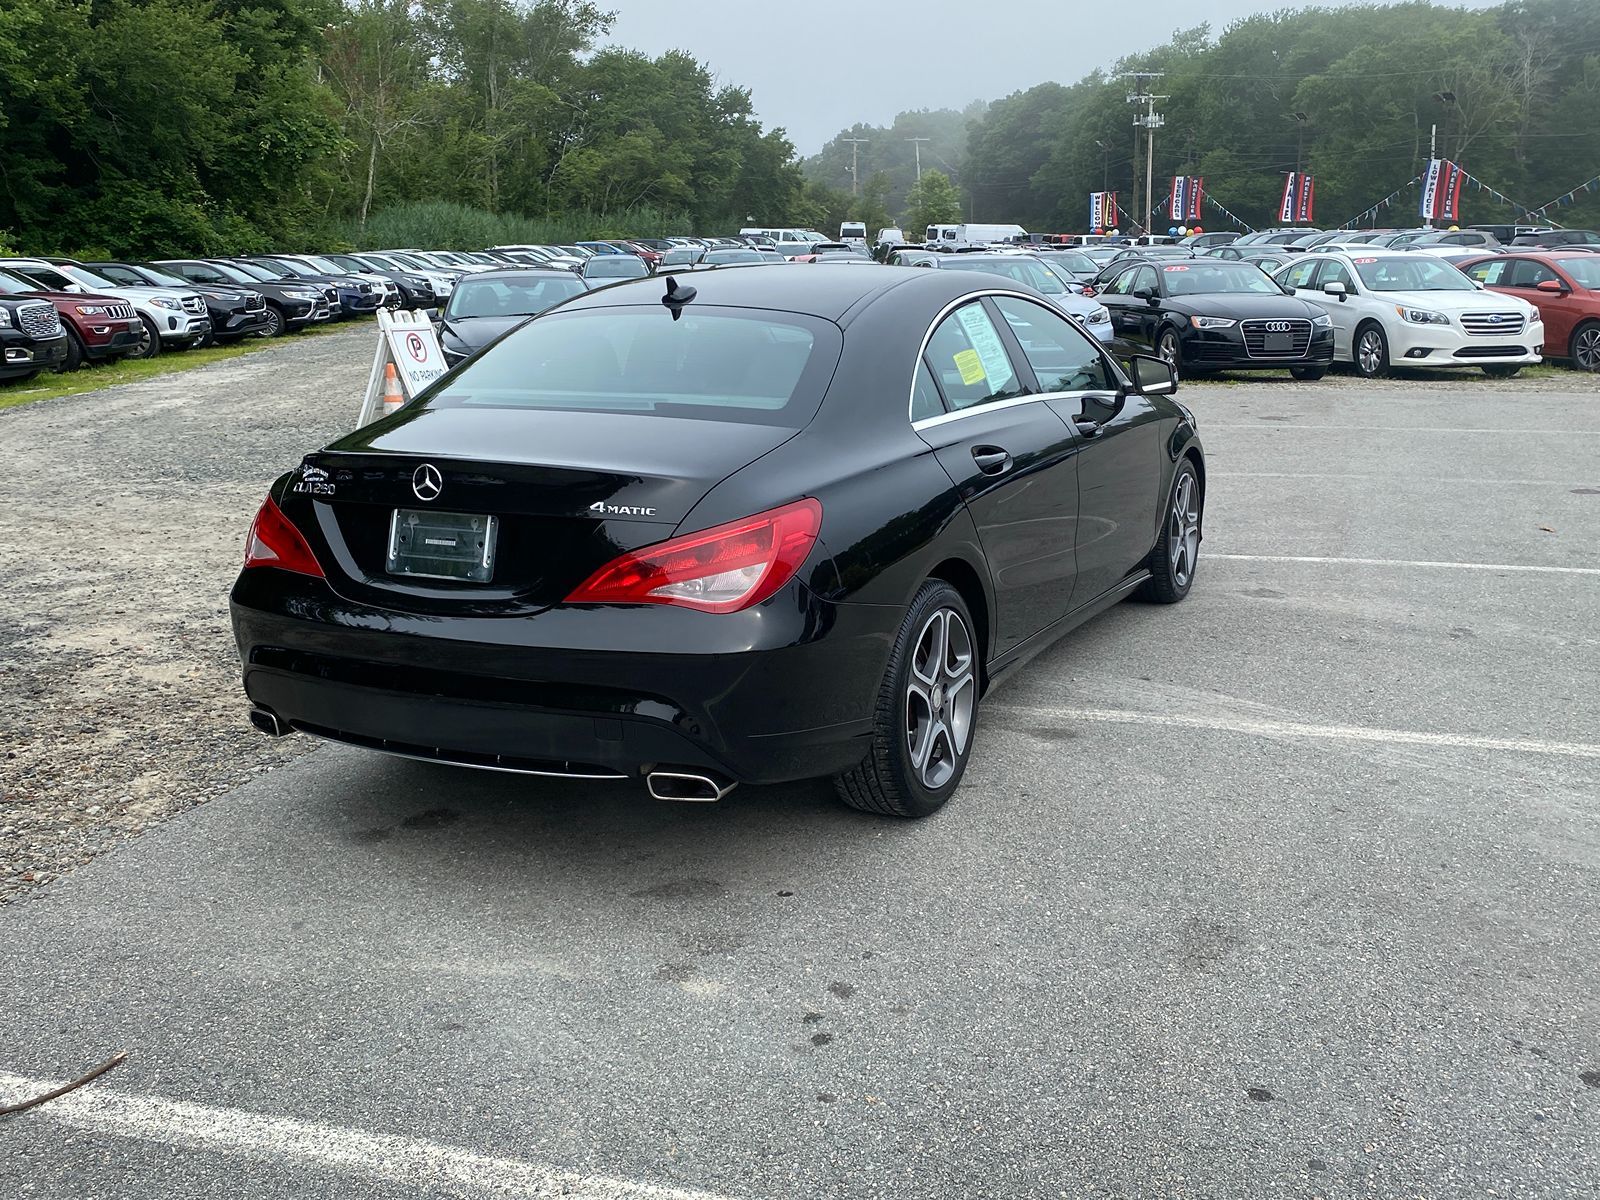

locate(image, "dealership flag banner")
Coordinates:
1169 176 1204 223
1296 174 1315 223
1420 159 1465 222
1279 173 1315 224
1089 191 1119 231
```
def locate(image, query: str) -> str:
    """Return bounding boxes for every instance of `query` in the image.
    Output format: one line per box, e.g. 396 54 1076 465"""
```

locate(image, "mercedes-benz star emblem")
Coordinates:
412 463 443 502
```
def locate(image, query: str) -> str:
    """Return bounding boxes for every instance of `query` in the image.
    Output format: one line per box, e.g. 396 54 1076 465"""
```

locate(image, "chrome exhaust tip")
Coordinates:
248 707 289 738
645 769 736 803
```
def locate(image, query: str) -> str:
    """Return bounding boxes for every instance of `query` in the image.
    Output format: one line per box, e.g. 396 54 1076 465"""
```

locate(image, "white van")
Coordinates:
926 224 959 249
839 221 867 246
925 223 1027 252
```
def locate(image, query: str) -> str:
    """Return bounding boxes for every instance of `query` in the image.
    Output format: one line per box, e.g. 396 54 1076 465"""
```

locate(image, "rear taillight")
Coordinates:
243 496 324 578
566 498 822 613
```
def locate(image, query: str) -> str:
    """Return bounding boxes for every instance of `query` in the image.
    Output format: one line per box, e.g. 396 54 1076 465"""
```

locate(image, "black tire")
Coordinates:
1139 459 1202 604
131 316 161 360
258 303 285 338
1290 364 1327 381
1568 321 1600 372
833 580 979 819
1353 322 1388 379
195 326 216 349
1156 326 1182 377
58 330 85 372
1482 364 1521 379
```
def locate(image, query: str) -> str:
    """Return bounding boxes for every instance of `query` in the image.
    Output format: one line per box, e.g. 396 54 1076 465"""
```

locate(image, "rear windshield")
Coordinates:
417 305 842 428
445 275 586 319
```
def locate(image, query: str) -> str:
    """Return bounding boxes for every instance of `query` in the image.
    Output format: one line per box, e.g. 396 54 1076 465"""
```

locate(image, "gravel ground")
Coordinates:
0 327 372 903
0 341 1593 906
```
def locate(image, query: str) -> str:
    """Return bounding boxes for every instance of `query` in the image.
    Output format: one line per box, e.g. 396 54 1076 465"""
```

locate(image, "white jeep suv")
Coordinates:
1276 251 1543 378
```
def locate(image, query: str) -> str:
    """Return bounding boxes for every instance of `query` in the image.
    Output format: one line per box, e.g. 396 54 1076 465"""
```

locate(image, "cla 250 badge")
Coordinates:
589 501 657 517
292 464 335 496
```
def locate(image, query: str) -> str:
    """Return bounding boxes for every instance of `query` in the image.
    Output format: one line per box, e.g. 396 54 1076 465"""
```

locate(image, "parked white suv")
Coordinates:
12 258 210 357
1276 251 1544 378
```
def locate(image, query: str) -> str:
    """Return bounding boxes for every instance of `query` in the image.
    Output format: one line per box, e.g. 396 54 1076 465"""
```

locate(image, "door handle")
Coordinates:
971 446 1012 475
1073 417 1102 438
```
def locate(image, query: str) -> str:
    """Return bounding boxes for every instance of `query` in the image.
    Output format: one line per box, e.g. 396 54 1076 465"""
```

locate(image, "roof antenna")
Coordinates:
661 275 697 321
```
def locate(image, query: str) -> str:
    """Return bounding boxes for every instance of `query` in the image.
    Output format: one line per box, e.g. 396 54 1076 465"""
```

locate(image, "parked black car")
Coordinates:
320 253 438 310
437 269 590 366
231 266 1202 817
90 262 272 343
0 278 69 381
154 259 329 336
237 256 383 318
1096 258 1335 379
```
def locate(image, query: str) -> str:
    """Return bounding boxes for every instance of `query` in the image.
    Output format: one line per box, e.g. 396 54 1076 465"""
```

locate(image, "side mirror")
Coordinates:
1536 279 1566 294
1323 281 1348 302
1128 353 1177 396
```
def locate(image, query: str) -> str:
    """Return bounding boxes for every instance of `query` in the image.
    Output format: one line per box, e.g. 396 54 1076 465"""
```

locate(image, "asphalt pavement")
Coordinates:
2 378 1597 1199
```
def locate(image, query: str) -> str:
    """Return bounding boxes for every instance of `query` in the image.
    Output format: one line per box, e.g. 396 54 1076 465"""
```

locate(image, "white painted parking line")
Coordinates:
1206 553 1600 577
1202 424 1597 435
1214 472 1592 486
0 1070 734 1200
989 706 1600 761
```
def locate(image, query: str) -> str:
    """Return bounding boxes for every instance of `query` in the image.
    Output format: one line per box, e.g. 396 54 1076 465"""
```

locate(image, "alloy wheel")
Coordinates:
1158 331 1181 375
1575 326 1600 372
1169 472 1201 587
903 608 976 791
1358 329 1384 375
134 319 156 359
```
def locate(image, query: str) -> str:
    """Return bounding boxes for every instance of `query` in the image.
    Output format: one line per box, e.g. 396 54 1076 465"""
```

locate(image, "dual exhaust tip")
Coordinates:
249 707 734 802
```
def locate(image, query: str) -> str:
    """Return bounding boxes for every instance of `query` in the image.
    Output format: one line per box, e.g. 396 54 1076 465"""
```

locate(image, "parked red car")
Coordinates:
1459 251 1600 372
0 262 141 370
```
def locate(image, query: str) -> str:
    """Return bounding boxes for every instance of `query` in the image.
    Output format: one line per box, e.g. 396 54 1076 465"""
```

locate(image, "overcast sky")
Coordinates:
603 0 1499 155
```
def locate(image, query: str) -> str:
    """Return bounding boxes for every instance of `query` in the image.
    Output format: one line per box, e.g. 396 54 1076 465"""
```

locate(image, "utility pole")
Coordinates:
841 138 867 196
1120 73 1166 235
1094 139 1110 192
906 137 930 183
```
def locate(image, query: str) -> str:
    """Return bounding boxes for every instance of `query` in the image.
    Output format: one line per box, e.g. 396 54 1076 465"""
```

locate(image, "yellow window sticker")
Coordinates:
953 348 986 386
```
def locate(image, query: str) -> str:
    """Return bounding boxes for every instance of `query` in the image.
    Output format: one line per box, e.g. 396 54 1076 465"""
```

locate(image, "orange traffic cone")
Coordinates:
381 362 404 415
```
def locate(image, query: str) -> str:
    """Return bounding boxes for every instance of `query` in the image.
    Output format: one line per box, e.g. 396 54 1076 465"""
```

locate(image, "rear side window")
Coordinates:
912 360 945 421
923 301 1023 411
420 306 841 428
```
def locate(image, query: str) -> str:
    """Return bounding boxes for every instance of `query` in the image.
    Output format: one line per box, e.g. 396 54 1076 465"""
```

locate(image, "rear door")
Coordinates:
914 299 1084 653
991 295 1163 604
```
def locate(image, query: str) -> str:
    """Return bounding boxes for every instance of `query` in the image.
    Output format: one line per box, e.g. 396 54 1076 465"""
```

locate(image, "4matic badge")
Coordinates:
589 500 657 517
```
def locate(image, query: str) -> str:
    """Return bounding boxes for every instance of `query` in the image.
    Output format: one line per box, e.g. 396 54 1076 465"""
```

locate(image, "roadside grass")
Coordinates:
0 320 368 412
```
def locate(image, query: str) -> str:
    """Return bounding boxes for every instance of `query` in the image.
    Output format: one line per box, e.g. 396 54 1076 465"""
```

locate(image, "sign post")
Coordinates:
356 309 448 427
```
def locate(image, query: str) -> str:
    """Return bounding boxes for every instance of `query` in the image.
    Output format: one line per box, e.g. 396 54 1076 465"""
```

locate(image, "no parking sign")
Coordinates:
356 309 448 426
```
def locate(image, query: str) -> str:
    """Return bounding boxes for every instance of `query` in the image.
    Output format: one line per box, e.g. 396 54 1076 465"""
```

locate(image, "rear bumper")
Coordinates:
230 570 895 785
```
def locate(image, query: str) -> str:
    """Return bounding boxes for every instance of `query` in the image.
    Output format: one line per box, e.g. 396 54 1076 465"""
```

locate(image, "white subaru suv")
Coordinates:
1276 251 1543 378
16 258 210 358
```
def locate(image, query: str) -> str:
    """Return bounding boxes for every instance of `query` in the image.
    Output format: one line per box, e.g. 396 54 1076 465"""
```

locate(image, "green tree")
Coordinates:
903 170 963 234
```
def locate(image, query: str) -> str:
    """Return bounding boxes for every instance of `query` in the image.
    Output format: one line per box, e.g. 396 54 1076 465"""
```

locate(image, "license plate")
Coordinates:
387 509 497 583
1263 329 1294 354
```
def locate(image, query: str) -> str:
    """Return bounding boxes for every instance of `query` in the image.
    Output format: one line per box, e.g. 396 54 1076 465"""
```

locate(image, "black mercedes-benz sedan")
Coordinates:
232 266 1205 817
1096 259 1335 379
